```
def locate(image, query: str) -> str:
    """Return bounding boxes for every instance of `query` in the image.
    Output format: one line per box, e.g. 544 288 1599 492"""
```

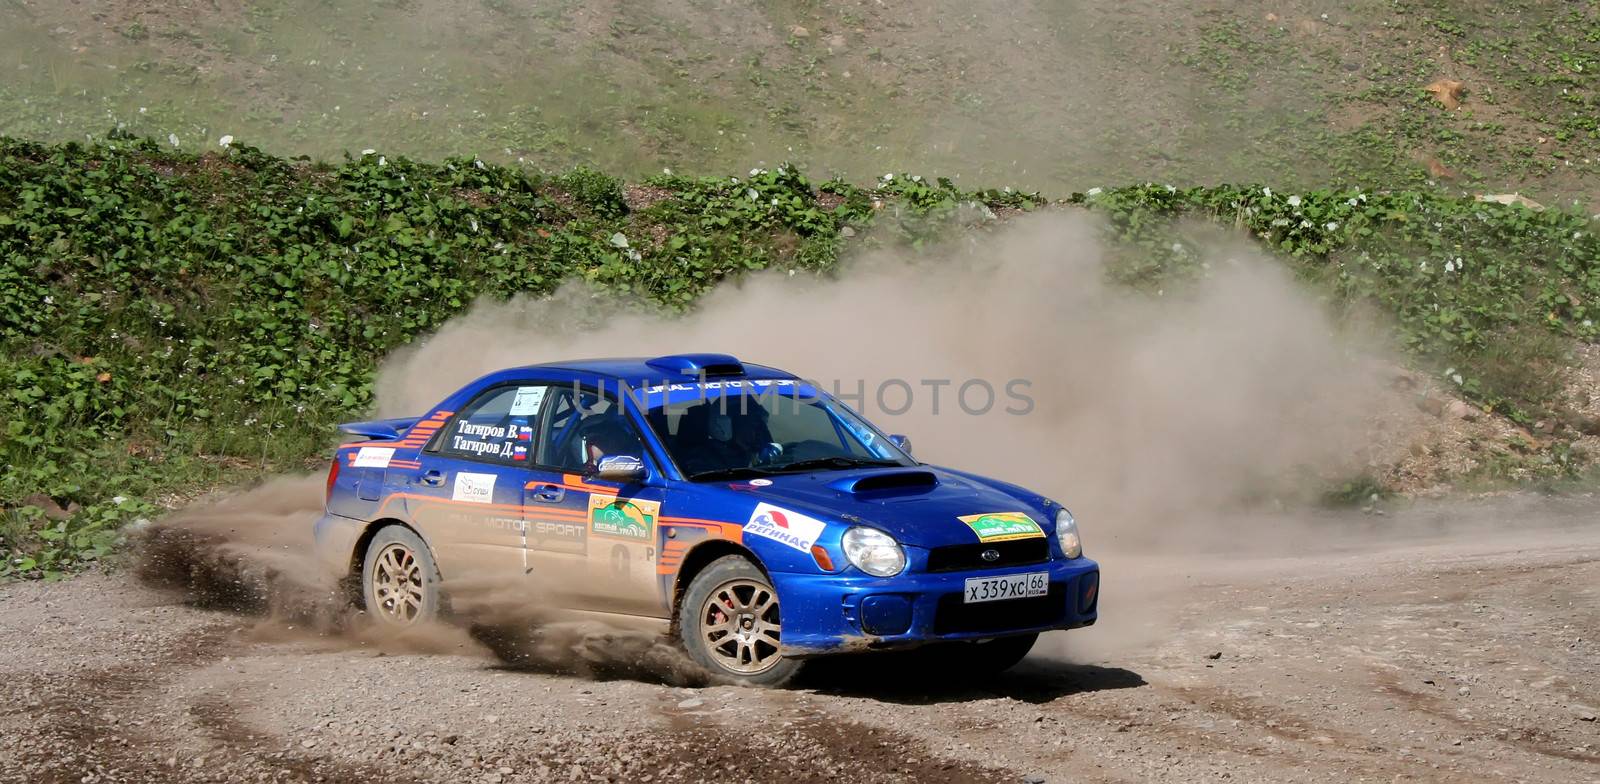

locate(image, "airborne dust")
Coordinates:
136 212 1410 674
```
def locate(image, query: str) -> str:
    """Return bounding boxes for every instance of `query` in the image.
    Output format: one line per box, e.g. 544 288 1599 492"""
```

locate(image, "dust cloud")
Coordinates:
139 211 1408 670
372 211 1404 665
378 211 1393 546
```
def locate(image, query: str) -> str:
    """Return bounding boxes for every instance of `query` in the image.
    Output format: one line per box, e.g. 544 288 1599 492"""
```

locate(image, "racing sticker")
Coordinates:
509 386 547 415
958 512 1044 543
451 472 497 504
744 502 827 553
588 494 659 542
351 446 395 468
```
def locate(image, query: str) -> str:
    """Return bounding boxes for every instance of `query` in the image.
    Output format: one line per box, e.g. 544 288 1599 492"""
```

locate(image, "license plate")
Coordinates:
963 571 1049 604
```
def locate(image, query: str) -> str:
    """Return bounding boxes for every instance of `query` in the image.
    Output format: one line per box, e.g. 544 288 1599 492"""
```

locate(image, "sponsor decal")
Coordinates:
509 386 548 415
528 518 587 553
512 444 529 461
744 502 827 553
515 424 534 441
727 477 775 491
451 472 497 504
748 478 773 487
639 379 800 394
958 512 1044 543
351 446 394 468
588 494 659 542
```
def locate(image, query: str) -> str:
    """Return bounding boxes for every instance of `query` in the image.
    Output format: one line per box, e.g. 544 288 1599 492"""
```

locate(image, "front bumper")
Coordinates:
774 556 1100 656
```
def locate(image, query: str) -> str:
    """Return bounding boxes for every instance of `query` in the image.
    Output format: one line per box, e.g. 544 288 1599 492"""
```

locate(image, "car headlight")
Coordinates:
1056 508 1082 559
841 526 906 577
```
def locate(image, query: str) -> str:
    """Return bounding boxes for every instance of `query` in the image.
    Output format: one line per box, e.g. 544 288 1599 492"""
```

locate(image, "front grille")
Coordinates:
925 538 1048 573
933 585 1068 634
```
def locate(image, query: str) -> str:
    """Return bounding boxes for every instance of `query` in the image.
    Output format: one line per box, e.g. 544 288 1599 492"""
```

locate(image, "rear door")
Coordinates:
407 384 537 581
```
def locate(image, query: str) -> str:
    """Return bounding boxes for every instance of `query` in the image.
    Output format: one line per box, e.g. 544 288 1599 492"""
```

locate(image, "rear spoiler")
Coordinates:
338 416 422 441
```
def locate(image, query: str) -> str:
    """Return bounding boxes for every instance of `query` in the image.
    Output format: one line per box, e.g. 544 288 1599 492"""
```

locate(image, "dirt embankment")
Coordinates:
2 494 1597 783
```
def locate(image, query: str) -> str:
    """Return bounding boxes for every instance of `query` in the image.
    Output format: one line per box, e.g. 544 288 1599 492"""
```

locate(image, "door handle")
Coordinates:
420 470 445 487
530 484 565 503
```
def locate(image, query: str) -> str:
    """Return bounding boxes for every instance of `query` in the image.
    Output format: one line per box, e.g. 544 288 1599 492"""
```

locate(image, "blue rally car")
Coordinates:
315 354 1099 685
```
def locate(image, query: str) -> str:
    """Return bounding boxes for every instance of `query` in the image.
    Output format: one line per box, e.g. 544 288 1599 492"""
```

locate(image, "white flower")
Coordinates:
43 295 54 305
138 107 147 114
609 232 629 248
1347 197 1360 207
911 175 923 183
1419 262 1430 273
1444 259 1456 273
469 219 478 233
474 159 485 170
1086 187 1103 197
750 168 765 176
1287 195 1302 207
1271 217 1290 227
1454 256 1464 268
219 135 234 147
361 148 376 156
112 496 127 505
746 188 759 200
1325 222 1339 231
1451 373 1464 385
377 156 386 167
882 173 894 181
1262 187 1273 198
1300 219 1312 228
662 167 672 175
168 133 180 147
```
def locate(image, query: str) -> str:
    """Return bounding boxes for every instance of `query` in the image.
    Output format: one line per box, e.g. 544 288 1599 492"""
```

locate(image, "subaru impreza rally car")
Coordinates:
315 354 1099 685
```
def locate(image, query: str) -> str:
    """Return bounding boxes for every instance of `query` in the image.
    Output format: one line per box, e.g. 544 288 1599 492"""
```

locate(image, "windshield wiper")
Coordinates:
770 457 903 473
687 466 778 482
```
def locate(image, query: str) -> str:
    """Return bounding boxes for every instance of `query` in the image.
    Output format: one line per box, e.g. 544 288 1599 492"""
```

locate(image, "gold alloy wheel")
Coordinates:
370 542 425 623
699 578 782 674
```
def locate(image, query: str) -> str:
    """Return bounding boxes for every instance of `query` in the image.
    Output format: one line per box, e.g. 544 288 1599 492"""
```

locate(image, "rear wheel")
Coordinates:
679 556 802 687
361 526 442 626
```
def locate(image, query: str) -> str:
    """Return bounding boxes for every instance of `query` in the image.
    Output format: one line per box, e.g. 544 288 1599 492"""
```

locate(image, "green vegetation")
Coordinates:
4 135 1599 578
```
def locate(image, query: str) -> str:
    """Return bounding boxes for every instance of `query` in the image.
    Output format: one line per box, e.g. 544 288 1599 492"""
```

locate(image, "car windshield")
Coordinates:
638 380 915 481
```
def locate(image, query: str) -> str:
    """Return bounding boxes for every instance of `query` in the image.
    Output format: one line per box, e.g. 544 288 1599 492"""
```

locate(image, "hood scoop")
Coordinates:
828 470 940 494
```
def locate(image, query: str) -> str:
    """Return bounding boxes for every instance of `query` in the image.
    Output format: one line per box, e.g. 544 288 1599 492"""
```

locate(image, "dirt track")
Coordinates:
2 497 1598 783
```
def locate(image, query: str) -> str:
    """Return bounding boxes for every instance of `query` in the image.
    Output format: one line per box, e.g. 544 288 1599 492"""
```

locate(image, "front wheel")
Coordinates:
678 556 802 687
361 525 442 627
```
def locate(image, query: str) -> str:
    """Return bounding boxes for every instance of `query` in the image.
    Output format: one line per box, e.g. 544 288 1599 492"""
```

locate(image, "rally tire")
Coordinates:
361 525 443 627
679 555 803 687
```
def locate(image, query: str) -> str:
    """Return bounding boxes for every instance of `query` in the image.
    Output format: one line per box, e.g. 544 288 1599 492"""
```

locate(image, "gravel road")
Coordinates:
2 495 1597 783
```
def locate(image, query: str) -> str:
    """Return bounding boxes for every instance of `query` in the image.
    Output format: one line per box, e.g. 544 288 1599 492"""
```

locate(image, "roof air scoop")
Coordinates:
645 353 745 378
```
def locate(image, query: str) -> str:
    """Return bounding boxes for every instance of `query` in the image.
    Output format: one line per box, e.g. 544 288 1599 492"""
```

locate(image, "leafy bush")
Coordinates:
2 136 1597 578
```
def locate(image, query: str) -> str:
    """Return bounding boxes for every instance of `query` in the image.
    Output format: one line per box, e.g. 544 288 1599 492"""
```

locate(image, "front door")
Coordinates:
529 385 666 617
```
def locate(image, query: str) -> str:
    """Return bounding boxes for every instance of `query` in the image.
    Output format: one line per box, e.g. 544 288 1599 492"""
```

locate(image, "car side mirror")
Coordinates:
595 454 647 483
889 434 912 456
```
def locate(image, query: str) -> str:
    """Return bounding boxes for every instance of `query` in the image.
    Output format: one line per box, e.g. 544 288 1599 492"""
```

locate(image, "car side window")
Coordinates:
536 386 646 471
434 384 548 465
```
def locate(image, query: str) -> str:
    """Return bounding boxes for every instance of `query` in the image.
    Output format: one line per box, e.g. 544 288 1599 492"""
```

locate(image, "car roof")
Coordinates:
489 353 798 388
